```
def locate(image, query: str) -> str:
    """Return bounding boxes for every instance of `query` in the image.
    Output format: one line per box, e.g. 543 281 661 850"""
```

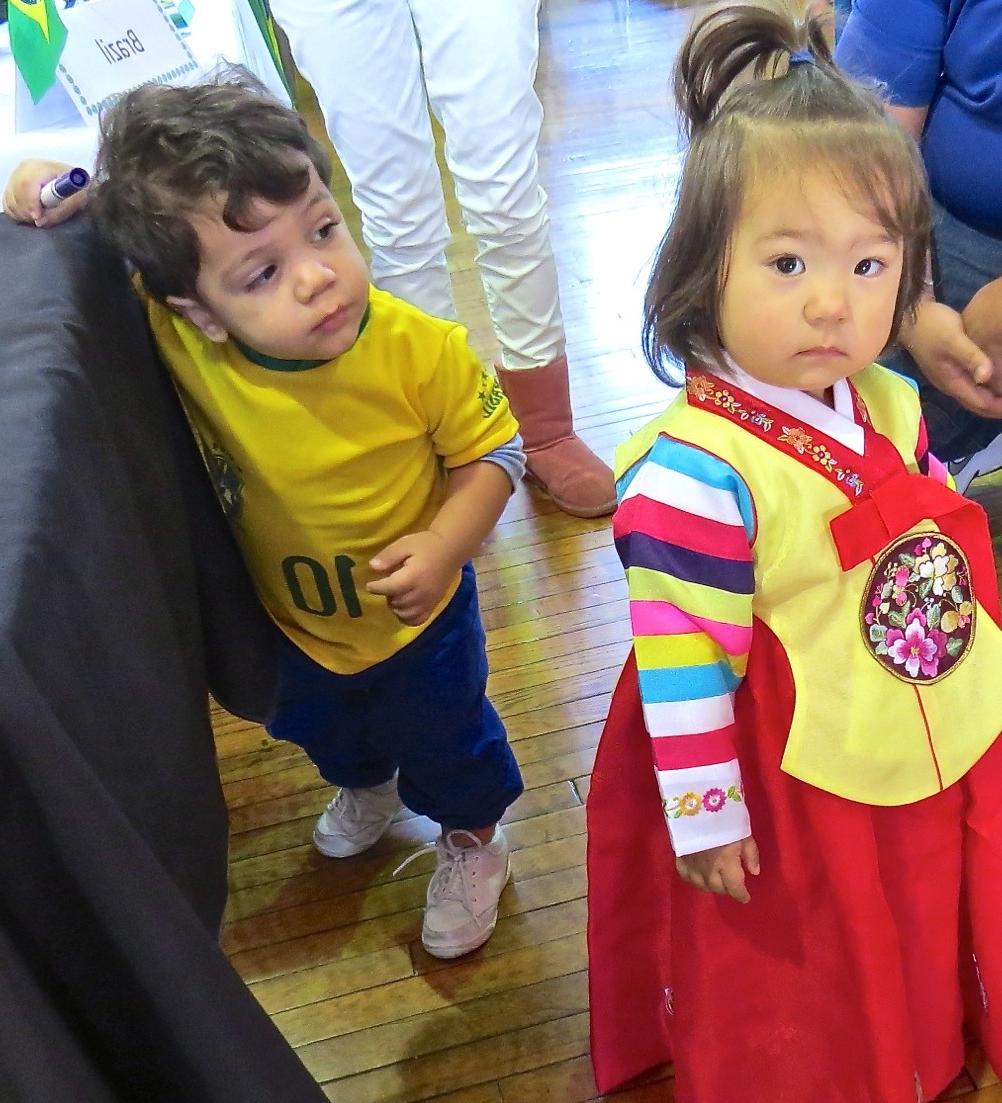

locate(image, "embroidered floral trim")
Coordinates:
686 375 774 431
778 425 812 452
862 534 975 683
664 784 744 819
686 374 865 496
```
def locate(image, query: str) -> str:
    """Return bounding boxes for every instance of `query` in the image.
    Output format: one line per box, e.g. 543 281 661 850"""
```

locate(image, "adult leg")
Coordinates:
413 0 616 516
269 0 457 319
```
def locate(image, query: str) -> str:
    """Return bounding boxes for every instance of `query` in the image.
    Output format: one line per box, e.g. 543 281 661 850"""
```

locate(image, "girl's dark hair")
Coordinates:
89 67 332 302
642 0 931 384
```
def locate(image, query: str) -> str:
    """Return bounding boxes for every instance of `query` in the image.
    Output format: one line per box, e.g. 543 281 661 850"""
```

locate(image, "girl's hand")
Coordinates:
3 158 89 227
675 835 760 904
366 530 459 627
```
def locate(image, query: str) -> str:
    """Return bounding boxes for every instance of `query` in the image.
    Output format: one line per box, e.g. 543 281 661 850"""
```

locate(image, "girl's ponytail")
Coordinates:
644 0 929 383
674 2 834 137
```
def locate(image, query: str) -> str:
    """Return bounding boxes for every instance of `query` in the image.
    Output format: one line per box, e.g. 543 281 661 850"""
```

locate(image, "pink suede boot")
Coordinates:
496 357 616 518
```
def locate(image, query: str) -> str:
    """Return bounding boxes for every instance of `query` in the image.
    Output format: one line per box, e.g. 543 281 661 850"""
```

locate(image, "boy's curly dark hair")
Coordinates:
89 67 332 303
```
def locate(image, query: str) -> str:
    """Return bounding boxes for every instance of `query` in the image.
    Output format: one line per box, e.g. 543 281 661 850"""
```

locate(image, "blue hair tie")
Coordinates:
788 49 814 67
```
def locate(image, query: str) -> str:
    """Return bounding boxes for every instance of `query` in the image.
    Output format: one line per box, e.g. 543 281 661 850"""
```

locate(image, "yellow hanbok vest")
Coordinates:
618 364 1002 805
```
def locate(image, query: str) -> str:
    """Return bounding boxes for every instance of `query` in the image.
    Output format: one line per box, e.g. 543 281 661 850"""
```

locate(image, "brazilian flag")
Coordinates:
9 0 67 104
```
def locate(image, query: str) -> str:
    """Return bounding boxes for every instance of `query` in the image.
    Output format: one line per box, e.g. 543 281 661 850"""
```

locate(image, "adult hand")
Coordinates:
675 835 760 904
2 158 89 227
962 278 1002 394
900 300 1002 419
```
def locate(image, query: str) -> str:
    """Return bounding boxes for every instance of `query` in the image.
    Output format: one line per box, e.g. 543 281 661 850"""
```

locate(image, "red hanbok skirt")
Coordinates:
587 636 1002 1102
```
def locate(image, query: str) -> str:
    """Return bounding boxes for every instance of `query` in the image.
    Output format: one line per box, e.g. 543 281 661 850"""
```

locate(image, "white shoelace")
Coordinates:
330 788 368 828
393 829 489 925
329 784 394 828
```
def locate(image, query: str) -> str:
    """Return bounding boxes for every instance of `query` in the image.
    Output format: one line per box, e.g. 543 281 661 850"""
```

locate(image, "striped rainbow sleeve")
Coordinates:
614 433 755 857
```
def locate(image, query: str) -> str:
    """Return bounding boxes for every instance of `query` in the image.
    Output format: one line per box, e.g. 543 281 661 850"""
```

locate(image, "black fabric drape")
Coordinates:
0 214 326 1101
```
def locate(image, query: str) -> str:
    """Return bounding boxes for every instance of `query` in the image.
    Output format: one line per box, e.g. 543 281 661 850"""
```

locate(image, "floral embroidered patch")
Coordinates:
664 784 744 819
862 534 975 683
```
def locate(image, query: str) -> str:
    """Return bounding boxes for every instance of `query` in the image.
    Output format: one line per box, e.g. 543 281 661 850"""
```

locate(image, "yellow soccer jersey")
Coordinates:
144 285 518 674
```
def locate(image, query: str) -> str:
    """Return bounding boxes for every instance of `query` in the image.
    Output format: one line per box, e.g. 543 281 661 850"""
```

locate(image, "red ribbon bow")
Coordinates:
829 470 1000 624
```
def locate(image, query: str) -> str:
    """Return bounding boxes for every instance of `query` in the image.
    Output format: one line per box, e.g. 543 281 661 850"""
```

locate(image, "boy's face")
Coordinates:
169 161 370 361
718 170 903 401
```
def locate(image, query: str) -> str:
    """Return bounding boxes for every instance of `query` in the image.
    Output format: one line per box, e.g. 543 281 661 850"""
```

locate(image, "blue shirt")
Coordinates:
836 0 1002 238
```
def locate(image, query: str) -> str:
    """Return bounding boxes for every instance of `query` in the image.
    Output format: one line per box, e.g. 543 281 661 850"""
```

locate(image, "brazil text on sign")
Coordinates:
55 0 198 124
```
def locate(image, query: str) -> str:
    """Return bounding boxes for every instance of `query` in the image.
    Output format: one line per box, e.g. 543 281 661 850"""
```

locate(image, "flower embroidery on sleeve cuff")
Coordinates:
664 783 744 819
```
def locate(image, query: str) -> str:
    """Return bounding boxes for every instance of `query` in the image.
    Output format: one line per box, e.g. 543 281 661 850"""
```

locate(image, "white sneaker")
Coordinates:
948 432 1002 495
313 777 404 858
418 827 511 959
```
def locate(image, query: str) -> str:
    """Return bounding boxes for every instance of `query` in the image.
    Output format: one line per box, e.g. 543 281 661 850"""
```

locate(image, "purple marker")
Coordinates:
39 167 90 210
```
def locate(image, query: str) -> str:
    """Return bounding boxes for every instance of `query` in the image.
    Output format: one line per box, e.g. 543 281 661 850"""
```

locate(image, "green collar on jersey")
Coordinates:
234 304 371 372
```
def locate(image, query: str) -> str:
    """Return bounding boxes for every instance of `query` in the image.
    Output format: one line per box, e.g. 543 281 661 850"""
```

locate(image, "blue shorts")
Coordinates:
267 564 523 830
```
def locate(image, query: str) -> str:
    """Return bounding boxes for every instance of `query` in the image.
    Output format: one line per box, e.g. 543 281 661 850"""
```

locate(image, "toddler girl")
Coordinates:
587 3 1002 1100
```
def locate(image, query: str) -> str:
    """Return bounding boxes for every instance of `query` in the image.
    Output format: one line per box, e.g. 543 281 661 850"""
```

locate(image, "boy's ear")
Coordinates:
166 296 229 343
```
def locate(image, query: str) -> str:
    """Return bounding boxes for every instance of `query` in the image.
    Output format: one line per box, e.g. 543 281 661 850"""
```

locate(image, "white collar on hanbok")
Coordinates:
721 358 866 457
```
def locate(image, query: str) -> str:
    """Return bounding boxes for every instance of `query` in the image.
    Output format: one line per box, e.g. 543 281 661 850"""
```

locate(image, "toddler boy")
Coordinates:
5 70 525 959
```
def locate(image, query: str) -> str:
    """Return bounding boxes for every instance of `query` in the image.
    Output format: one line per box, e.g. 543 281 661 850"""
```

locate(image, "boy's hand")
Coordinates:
675 836 760 904
367 531 459 627
3 158 88 227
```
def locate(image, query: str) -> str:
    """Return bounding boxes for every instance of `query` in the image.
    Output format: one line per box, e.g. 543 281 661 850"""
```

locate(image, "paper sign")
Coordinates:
54 0 198 124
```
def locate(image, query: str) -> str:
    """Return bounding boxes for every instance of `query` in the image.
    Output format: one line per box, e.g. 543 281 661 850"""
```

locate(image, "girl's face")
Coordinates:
718 170 904 401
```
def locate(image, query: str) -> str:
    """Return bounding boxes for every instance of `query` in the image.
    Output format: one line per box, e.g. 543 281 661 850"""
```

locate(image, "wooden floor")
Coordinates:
215 1 1002 1099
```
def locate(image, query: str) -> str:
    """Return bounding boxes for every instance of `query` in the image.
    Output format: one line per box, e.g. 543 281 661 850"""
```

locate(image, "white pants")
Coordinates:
268 0 566 369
